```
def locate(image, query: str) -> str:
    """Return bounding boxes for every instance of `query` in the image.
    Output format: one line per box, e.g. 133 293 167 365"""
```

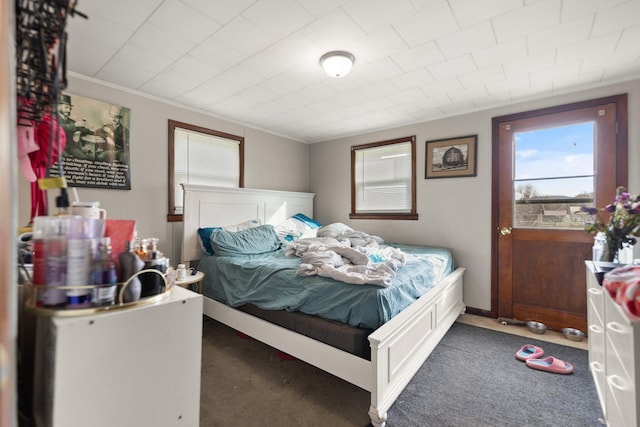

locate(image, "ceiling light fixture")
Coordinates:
320 51 355 78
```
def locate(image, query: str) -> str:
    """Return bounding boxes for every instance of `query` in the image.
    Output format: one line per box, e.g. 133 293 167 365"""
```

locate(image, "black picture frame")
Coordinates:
425 135 477 179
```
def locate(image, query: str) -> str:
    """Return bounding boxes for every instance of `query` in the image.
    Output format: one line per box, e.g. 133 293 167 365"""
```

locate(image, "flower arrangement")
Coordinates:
582 186 640 262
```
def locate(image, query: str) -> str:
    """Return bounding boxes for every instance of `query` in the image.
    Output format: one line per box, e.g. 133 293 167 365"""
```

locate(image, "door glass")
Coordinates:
513 122 595 229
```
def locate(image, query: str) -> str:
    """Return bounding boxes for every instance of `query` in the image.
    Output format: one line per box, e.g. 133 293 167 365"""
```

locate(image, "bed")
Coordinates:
181 184 466 427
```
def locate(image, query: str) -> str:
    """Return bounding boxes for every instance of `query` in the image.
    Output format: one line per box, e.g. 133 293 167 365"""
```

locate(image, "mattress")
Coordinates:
197 243 454 330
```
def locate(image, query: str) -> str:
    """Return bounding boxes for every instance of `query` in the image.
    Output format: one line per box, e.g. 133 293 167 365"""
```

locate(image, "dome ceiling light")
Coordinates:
320 51 355 78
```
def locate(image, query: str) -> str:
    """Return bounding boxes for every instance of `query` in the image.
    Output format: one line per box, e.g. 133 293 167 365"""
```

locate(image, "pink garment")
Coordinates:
27 113 66 221
603 265 640 320
17 119 39 181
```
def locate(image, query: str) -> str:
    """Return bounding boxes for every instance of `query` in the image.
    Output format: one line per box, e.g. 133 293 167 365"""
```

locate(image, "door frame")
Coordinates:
490 94 628 318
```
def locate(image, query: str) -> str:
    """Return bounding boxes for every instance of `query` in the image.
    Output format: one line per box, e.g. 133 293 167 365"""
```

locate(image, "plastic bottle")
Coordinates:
119 240 144 302
43 217 69 307
31 217 48 306
65 217 95 308
176 263 187 281
592 232 605 262
92 237 117 306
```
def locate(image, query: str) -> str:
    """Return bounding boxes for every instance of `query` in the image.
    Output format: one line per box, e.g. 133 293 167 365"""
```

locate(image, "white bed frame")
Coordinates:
181 184 466 427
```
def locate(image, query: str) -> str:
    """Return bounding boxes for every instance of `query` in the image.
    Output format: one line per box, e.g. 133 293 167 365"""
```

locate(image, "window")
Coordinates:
168 120 244 221
350 136 417 220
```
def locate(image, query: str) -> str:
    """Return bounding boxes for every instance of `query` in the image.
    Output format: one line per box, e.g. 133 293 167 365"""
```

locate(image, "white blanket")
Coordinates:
285 232 406 287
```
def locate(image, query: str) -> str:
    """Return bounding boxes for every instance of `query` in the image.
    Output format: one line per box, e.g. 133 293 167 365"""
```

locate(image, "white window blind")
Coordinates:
173 127 240 214
354 141 412 213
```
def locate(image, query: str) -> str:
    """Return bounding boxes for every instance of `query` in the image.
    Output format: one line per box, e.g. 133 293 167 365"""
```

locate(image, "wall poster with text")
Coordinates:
50 93 131 190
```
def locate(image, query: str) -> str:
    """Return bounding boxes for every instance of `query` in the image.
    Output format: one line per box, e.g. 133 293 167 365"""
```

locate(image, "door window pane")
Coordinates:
513 122 595 229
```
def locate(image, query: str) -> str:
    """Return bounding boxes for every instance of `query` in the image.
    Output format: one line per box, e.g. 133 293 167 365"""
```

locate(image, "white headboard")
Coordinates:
181 184 315 264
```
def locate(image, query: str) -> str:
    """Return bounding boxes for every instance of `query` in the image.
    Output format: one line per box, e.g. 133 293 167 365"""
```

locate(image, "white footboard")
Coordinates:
367 267 466 427
202 267 465 427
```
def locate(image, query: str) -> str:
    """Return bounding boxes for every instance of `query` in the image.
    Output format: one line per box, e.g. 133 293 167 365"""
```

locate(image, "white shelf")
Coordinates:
30 286 203 427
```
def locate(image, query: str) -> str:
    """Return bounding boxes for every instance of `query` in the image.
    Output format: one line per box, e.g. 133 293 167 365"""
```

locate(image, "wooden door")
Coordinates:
492 95 627 332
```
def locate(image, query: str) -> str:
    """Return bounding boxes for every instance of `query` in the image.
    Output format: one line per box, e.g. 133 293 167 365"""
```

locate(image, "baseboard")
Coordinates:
465 306 495 318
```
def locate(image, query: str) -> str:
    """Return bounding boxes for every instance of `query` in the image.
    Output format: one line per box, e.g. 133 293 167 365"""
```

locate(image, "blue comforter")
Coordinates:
197 243 454 329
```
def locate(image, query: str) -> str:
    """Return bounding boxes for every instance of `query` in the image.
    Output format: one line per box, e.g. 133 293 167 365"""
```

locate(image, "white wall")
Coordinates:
17 74 310 264
309 79 640 312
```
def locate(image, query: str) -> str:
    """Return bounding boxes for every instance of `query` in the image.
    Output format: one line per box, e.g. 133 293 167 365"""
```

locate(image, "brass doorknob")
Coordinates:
499 227 512 235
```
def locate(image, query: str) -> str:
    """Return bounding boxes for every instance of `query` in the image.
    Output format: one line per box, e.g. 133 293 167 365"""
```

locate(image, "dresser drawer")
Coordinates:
588 286 605 326
605 344 636 427
589 323 606 407
605 295 635 381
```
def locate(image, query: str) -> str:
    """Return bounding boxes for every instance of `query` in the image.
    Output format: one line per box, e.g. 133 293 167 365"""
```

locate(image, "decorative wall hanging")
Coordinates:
425 135 477 179
49 93 132 190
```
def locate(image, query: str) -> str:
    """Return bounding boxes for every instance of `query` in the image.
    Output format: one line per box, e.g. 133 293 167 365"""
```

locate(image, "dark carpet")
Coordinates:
386 322 604 427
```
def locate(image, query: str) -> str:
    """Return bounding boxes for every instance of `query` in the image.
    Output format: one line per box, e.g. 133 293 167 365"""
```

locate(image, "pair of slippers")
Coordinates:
515 345 573 374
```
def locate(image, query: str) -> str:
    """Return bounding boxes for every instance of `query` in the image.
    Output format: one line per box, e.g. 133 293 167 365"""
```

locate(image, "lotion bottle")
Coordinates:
119 240 144 302
92 237 117 306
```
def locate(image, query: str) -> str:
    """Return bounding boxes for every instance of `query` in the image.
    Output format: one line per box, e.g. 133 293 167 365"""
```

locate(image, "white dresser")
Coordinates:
586 262 640 427
27 286 203 427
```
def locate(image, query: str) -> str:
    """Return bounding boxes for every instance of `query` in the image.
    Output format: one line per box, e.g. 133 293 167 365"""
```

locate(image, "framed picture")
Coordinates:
425 135 477 179
49 93 131 190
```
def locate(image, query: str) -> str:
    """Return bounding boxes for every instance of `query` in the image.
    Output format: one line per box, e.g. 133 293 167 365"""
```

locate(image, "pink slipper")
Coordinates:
525 356 573 374
515 344 544 361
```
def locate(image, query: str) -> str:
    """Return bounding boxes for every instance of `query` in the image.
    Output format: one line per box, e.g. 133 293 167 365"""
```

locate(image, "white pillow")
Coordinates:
274 213 321 243
316 223 354 238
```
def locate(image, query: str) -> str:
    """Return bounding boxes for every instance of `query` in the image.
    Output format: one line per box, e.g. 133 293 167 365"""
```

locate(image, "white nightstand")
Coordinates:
175 270 205 293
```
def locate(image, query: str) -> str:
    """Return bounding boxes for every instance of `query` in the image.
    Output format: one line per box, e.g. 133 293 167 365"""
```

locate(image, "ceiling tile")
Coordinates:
66 12 134 49
181 0 258 25
358 57 404 83
243 0 315 38
556 31 621 65
427 55 477 80
420 77 463 97
73 0 159 31
129 22 195 60
448 0 521 28
561 0 627 21
343 0 416 33
617 25 640 55
294 0 348 18
390 42 445 72
502 52 555 78
166 55 221 85
472 37 527 69
347 26 408 63
527 15 593 55
66 36 119 77
212 16 277 56
148 0 221 44
530 61 582 88
458 65 505 88
393 3 458 47
189 37 245 70
591 1 640 36
389 68 435 91
436 20 496 59
492 0 561 42
301 9 368 50
112 43 175 73
96 60 156 89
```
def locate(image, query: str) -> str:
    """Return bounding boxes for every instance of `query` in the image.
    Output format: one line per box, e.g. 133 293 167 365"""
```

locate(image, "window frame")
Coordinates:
167 119 244 222
350 135 418 220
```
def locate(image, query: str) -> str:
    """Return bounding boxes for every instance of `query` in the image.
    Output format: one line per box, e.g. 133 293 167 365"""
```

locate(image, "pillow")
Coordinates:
198 219 261 255
274 213 322 243
317 222 353 238
209 224 281 256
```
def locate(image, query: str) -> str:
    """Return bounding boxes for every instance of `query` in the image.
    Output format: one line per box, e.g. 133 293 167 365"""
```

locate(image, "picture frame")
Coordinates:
425 135 477 179
49 92 132 190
